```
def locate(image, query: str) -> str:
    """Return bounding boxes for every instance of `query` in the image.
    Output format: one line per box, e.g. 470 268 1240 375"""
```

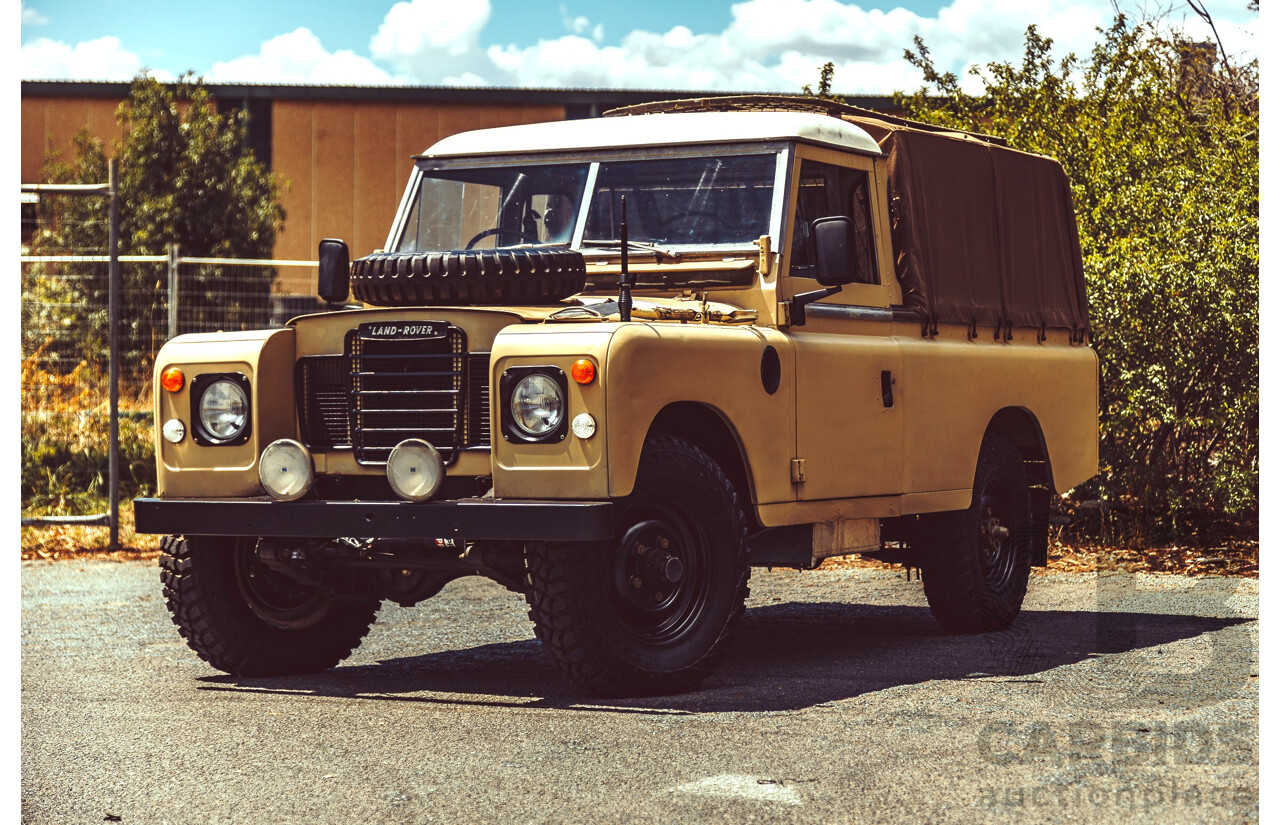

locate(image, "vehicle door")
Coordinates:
785 146 904 501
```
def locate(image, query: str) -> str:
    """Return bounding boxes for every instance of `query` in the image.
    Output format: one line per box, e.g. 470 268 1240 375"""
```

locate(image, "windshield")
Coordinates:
584 155 776 247
396 152 778 253
396 163 588 252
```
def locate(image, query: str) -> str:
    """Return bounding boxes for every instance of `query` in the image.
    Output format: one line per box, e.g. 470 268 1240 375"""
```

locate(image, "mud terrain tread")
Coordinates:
160 535 379 676
525 435 750 696
350 248 587 306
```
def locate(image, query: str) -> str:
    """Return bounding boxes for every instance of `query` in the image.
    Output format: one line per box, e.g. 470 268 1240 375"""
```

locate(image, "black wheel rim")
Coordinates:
233 542 334 630
608 501 712 647
976 483 1018 591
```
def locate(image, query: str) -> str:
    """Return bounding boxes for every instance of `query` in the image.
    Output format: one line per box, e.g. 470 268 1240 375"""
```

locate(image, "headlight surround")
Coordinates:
500 366 568 443
191 373 253 446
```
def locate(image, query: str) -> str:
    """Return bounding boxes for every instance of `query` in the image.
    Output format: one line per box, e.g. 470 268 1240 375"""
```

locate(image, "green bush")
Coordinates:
21 409 156 516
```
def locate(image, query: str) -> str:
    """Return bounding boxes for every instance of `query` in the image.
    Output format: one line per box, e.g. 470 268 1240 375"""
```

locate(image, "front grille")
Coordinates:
296 323 491 464
467 353 492 447
349 326 466 465
297 356 350 449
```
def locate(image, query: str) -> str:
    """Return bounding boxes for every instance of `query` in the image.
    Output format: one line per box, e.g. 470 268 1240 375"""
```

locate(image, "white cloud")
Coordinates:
394 0 1147 93
369 0 493 83
21 4 48 25
206 28 407 85
21 36 171 81
23 0 1254 93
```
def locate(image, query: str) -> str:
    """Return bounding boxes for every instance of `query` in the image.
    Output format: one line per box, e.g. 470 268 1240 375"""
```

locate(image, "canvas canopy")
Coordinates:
847 116 1089 337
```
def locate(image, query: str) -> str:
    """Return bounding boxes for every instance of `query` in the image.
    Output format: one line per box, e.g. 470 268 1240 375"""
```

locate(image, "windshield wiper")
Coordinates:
580 238 681 261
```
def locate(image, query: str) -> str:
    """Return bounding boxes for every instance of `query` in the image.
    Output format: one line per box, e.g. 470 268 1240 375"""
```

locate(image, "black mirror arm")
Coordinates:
788 285 842 326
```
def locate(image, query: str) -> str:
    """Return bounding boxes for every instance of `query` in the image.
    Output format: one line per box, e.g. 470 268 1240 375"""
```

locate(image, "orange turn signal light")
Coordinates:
160 367 185 393
570 359 596 385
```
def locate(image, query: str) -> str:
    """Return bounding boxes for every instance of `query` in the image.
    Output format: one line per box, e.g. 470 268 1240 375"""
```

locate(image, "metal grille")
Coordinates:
468 353 492 447
297 356 351 449
347 326 466 465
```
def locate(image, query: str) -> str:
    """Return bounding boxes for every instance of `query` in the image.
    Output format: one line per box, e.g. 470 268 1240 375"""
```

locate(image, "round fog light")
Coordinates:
387 439 444 502
259 439 314 501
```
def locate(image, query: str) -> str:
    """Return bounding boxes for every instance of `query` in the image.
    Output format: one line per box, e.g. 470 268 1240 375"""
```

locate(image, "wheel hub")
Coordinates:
610 510 710 644
976 490 1017 588
236 540 335 630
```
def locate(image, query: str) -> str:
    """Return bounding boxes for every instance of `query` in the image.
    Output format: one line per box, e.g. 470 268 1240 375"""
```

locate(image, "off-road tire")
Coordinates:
920 433 1033 633
160 535 380 676
350 249 587 306
525 435 750 696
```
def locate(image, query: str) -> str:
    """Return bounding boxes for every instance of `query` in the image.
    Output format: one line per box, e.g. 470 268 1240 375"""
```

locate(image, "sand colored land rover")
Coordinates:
135 96 1097 697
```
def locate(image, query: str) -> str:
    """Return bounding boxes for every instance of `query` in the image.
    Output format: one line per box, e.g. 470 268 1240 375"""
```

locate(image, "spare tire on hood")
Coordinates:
350 248 587 307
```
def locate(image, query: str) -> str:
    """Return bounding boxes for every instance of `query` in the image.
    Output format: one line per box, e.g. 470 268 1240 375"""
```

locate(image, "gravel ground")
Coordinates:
21 559 1257 824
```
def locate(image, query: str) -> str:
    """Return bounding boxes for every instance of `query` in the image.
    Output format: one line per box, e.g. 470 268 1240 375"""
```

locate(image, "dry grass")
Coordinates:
22 504 162 561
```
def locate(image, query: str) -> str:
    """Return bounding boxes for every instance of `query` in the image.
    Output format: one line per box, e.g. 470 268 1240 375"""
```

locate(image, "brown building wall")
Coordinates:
22 90 564 277
270 100 565 268
21 95 125 180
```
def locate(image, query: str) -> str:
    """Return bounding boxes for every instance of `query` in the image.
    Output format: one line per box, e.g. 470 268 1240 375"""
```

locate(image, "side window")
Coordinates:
843 170 878 285
789 160 879 285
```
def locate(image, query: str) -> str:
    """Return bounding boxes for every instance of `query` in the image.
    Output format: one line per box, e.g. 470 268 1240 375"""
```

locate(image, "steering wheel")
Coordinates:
464 227 541 250
655 210 719 240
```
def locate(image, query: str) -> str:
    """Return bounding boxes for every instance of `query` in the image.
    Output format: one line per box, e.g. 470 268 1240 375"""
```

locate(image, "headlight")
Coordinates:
192 373 252 446
511 374 564 435
500 367 568 443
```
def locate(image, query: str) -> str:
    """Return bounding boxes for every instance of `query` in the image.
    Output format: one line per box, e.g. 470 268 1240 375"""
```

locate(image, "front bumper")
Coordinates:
133 497 615 542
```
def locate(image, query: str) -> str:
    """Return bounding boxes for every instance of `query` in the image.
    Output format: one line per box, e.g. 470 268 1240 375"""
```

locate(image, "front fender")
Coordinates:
603 323 795 503
153 329 296 497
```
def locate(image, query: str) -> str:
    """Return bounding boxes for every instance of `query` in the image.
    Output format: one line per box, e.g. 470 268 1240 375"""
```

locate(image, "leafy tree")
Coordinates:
25 74 285 382
884 18 1258 542
802 61 841 100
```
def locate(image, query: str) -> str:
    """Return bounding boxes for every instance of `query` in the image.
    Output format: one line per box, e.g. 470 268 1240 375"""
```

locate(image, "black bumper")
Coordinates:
133 497 615 542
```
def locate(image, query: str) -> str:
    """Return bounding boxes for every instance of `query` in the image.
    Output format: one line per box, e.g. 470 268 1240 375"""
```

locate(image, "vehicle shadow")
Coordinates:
197 601 1253 714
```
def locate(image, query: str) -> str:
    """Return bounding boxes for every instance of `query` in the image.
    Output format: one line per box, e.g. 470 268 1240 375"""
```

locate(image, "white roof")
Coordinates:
422 110 881 158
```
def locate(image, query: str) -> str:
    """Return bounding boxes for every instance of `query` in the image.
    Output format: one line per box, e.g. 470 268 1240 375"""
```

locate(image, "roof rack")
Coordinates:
603 94 1007 147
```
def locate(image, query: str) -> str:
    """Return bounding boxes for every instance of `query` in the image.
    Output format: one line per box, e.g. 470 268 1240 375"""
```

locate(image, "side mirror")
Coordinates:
812 216 856 287
318 238 350 304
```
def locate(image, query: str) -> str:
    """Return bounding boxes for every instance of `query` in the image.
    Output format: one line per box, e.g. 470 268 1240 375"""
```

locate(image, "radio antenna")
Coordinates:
618 195 632 322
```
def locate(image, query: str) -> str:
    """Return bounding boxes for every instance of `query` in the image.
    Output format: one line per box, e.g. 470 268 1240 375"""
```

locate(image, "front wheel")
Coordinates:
525 435 750 696
160 535 381 676
920 433 1033 633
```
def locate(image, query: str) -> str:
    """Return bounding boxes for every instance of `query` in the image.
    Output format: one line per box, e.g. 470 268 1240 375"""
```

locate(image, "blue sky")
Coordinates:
18 0 1259 93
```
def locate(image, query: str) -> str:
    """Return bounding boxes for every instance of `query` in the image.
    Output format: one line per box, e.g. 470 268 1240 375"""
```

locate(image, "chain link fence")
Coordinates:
21 234 325 532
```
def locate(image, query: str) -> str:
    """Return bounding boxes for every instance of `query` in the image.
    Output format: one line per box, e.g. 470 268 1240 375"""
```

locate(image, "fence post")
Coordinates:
108 159 121 552
167 243 179 340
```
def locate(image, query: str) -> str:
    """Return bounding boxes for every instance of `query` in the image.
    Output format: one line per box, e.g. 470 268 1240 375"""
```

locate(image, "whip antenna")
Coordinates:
618 195 632 322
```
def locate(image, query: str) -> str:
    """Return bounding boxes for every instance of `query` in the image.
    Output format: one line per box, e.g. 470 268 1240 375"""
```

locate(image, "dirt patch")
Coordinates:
820 537 1257 578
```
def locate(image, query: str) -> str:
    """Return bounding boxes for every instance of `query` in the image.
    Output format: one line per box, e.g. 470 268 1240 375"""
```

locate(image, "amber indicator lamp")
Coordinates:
160 367 185 393
570 360 595 385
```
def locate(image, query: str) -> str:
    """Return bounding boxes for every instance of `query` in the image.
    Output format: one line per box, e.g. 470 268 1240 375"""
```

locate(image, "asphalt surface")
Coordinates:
22 559 1258 824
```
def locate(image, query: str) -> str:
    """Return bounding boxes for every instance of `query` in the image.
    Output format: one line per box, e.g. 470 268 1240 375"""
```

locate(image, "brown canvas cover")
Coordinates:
849 117 1089 336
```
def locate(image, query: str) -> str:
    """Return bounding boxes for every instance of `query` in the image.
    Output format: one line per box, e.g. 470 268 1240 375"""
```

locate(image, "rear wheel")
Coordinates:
160 535 380 676
920 433 1032 633
525 435 750 696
